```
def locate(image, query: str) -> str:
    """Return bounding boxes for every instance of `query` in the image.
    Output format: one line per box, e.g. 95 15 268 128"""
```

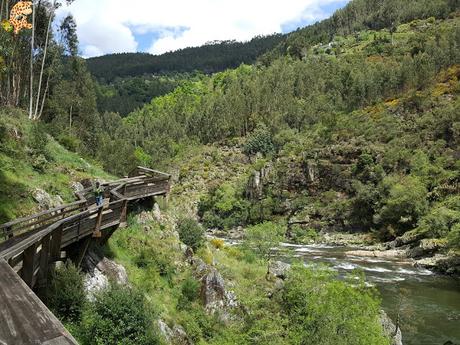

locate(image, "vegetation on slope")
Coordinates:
0 108 112 223
86 35 285 82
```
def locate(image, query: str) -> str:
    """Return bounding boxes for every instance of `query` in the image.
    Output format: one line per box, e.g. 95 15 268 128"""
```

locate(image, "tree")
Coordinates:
244 222 284 277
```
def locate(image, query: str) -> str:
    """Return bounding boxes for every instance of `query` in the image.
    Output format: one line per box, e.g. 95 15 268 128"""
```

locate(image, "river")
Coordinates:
278 243 460 345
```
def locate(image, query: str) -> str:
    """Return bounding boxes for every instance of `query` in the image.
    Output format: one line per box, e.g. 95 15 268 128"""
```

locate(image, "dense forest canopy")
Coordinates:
86 35 285 82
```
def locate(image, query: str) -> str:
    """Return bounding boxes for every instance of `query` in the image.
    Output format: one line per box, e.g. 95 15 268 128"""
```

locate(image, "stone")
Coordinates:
70 181 84 194
32 188 63 210
345 249 407 259
196 264 239 322
269 261 291 280
136 211 155 225
83 250 129 299
380 310 403 345
157 320 193 345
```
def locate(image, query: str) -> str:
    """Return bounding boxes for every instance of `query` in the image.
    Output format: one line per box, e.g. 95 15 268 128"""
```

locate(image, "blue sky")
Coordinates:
57 0 350 58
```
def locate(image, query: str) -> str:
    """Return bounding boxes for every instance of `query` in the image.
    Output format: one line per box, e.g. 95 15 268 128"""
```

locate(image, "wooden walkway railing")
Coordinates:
0 166 170 345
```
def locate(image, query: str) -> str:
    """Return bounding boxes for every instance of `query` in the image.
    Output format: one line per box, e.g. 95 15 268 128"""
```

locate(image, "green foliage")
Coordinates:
280 265 389 345
199 182 251 229
57 134 81 152
81 285 159 345
46 262 85 322
177 218 205 251
244 222 284 272
177 275 200 310
28 123 50 158
243 125 275 157
375 175 429 238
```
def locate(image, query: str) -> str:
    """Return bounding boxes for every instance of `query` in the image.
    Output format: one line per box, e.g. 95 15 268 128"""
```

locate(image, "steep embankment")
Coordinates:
0 108 113 224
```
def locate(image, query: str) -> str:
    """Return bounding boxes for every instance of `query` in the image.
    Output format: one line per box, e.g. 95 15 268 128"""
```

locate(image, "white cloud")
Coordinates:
57 0 348 58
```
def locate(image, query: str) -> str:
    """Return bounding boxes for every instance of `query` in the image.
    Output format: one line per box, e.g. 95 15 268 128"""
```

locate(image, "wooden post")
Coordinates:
93 207 103 238
38 234 51 285
6 225 13 239
50 225 63 263
37 234 51 297
22 243 38 288
119 200 128 227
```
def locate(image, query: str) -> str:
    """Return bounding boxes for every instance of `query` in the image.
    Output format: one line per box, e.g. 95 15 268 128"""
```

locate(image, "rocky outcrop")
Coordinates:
246 163 272 200
191 257 238 322
406 239 446 259
83 250 128 298
380 310 402 345
415 254 460 275
269 260 291 280
157 320 193 345
33 188 63 210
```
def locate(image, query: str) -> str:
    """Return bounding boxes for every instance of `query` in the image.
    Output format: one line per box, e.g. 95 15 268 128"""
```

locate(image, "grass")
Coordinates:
0 108 115 223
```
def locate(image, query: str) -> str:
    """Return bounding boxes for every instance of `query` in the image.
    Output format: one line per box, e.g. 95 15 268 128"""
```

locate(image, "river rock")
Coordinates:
345 249 407 259
380 310 402 345
406 239 445 259
157 320 193 345
269 261 291 280
415 254 460 275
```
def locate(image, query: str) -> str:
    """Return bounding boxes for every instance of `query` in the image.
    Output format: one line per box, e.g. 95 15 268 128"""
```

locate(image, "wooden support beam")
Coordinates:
22 243 38 288
37 234 51 292
119 200 128 227
74 237 91 267
50 225 63 263
93 207 103 238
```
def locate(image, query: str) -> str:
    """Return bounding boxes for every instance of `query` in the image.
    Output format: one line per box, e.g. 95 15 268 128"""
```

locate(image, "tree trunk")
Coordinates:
29 1 36 119
37 72 50 119
34 5 53 120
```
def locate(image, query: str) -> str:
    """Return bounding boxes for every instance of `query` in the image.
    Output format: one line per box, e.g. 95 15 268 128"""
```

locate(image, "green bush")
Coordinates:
280 265 388 345
57 134 81 152
178 218 205 251
243 124 275 157
28 123 49 157
81 284 159 345
177 275 200 310
46 262 86 322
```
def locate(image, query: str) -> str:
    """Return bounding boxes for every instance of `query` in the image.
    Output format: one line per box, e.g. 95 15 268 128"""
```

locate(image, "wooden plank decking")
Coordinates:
0 259 78 344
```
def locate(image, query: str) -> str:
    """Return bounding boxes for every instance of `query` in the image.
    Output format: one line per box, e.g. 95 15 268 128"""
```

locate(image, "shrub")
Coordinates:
177 275 200 310
81 284 159 345
28 123 49 157
57 134 81 152
210 238 225 249
178 218 205 251
46 262 85 322
280 265 388 345
243 124 275 157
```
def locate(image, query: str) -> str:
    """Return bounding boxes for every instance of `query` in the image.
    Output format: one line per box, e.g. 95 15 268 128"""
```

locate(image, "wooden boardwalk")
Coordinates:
0 166 171 344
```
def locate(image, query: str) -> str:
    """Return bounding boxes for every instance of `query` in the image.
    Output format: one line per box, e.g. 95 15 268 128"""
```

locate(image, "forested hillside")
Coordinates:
92 12 460 258
265 0 459 60
87 34 284 82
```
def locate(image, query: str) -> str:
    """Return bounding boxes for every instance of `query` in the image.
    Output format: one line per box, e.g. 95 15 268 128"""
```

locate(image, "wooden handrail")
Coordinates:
0 166 170 243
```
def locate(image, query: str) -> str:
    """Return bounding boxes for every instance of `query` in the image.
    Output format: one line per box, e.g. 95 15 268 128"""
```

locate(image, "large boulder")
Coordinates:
380 310 403 345
83 250 129 298
192 259 238 322
157 320 193 345
269 260 291 280
415 254 460 276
